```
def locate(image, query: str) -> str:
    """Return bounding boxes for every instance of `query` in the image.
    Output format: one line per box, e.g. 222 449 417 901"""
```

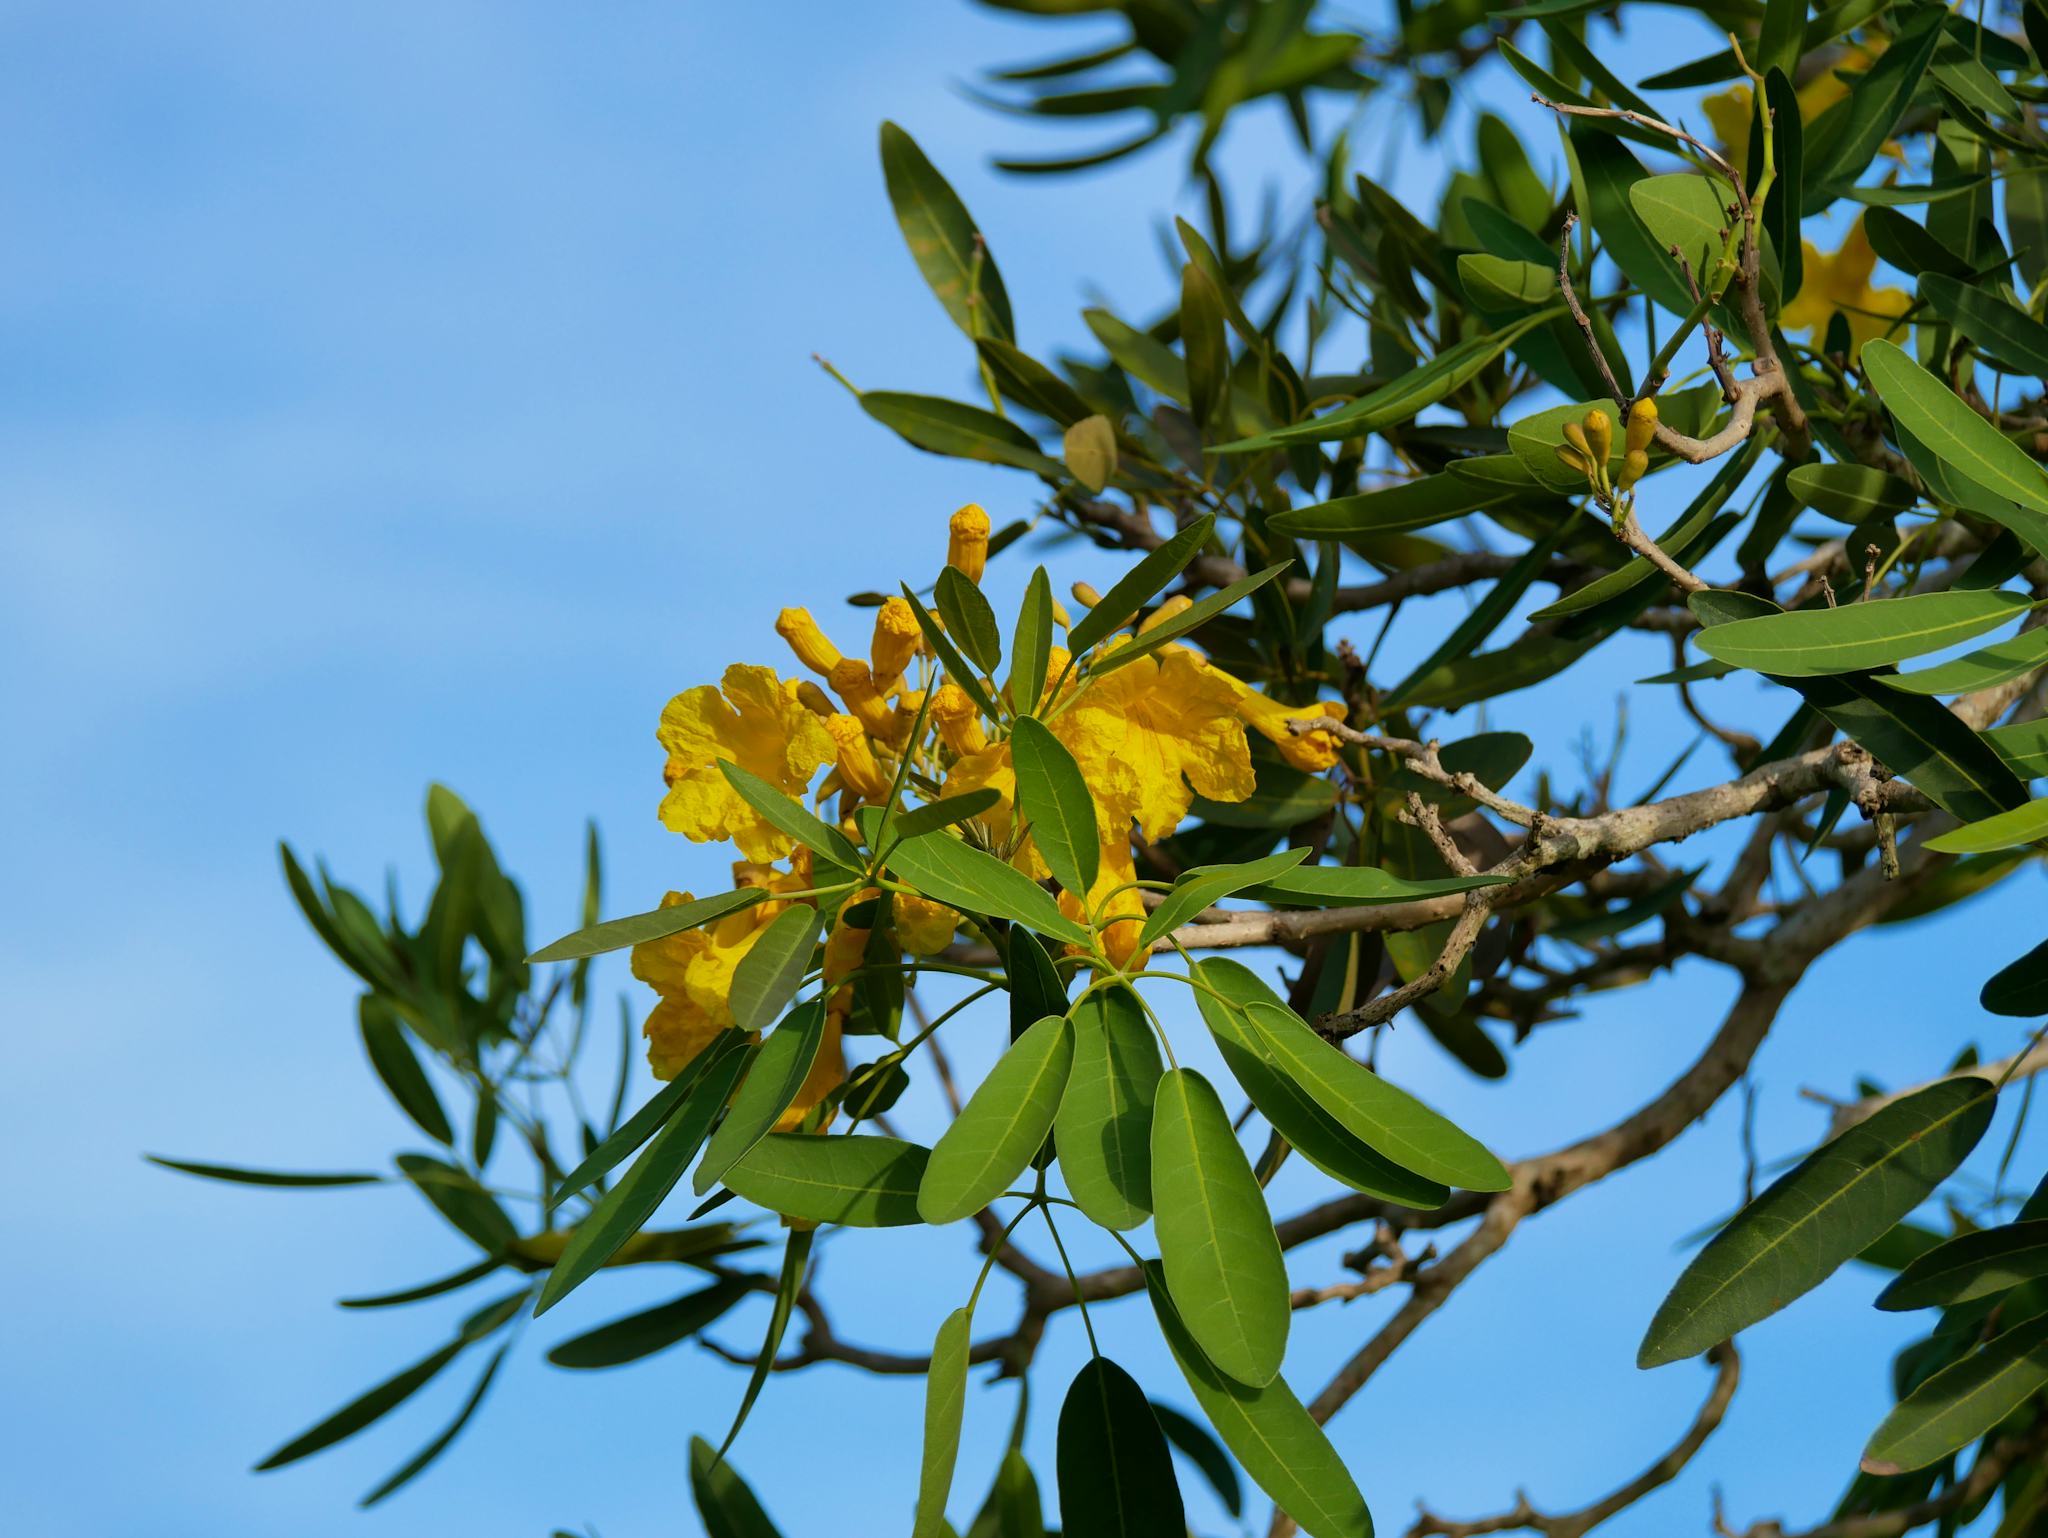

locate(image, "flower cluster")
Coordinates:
630 504 1344 1091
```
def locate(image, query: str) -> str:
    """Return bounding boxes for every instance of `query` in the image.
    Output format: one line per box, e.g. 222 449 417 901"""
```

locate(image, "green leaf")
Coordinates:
552 1047 717 1211
1190 754 1336 830
1629 173 1736 284
1638 1077 1997 1367
1009 566 1056 715
1057 1357 1186 1538
696 1000 830 1196
1083 308 1188 401
892 789 1004 842
727 905 824 1034
1181 262 1230 432
1398 635 1595 711
919 1014 1075 1224
1785 463 1919 523
339 1256 502 1310
1242 864 1509 906
533 1042 751 1316
1010 715 1099 897
1923 797 2048 854
1063 414 1118 491
256 1340 467 1471
725 1133 932 1226
1085 563 1293 676
1804 5 1944 208
547 1277 752 1369
359 998 453 1144
396 1154 518 1253
1193 959 1448 1208
1151 1067 1291 1387
1877 1221 2048 1311
1242 1000 1510 1192
1757 0 1804 81
914 1307 973 1538
356 1343 509 1507
1457 253 1553 310
1865 340 2048 546
862 392 1065 478
148 1156 380 1189
1572 128 1694 317
879 121 1013 343
1384 529 1567 705
1140 848 1310 949
1007 926 1069 1037
885 825 1093 945
1920 273 2048 376
1217 309 1558 448
718 760 865 868
1144 1264 1373 1538
980 337 1093 426
1054 984 1162 1230
1800 672 2029 823
1150 1402 1242 1519
1067 515 1217 655
530 887 768 964
1862 1312 2048 1474
1983 935 2048 1016
902 584 1005 722
1696 591 2031 677
1266 476 1508 542
937 565 1005 675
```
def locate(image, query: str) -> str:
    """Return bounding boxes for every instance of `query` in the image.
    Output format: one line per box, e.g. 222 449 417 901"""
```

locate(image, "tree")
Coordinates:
157 1 2048 1533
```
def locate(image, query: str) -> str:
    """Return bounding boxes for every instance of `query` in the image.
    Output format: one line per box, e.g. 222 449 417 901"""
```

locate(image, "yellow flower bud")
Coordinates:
1138 594 1192 634
929 683 988 756
823 714 891 800
829 658 894 738
1626 396 1659 456
1618 448 1650 491
1555 444 1591 475
775 607 841 677
1582 408 1613 465
870 596 920 688
947 504 991 584
1071 581 1101 609
1051 597 1073 629
1562 421 1591 458
793 679 836 717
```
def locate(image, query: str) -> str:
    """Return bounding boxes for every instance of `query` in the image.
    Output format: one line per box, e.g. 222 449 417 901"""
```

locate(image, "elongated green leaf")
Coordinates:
1181 263 1229 432
1151 1068 1291 1387
1058 1357 1186 1538
1194 959 1448 1207
396 1154 518 1253
1268 476 1507 543
863 392 1065 478
1385 530 1566 705
357 1342 508 1507
1140 848 1309 950
1920 273 2048 376
1219 309 1557 448
879 121 1012 342
1242 1001 1509 1192
530 887 767 964
256 1340 466 1471
1923 797 2048 854
1880 623 2048 696
340 1256 502 1310
891 789 1003 843
553 1044 724 1211
1243 865 1508 906
1010 715 1098 897
1086 562 1293 676
1144 1264 1373 1538
913 1307 973 1538
885 825 1092 945
919 1014 1074 1224
1007 925 1069 1036
1862 1312 2048 1474
1639 1077 1997 1367
936 565 1004 675
725 1133 931 1226
148 1156 380 1189
359 999 452 1143
696 1001 829 1196
1066 515 1217 656
1696 592 2030 677
716 1227 814 1460
1983 935 2048 1016
534 1043 751 1316
1083 308 1188 401
691 1433 787 1538
1785 463 1919 523
718 761 864 868
1055 984 1161 1230
1399 634 1594 711
727 905 824 1034
1010 566 1056 715
1865 340 2048 544
1805 6 1944 207
1629 173 1735 282
1878 1221 2048 1311
1150 1402 1242 1519
1458 252 1553 310
546 1277 751 1369
1800 671 2028 823
902 584 1004 722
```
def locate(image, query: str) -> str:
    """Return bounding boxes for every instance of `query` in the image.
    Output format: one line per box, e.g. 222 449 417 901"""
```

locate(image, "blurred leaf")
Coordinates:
1180 262 1230 432
1149 1400 1242 1519
357 1343 509 1507
396 1154 518 1253
880 121 1013 342
1983 935 2048 1016
691 1432 788 1538
339 1256 502 1310
1063 413 1118 491
359 998 452 1144
1920 274 2048 375
1804 7 1944 209
148 1156 380 1189
1243 865 1507 906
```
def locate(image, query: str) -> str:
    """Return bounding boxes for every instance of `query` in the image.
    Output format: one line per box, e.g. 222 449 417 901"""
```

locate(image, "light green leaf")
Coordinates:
1010 715 1099 897
727 905 824 1034
1695 591 2030 677
1063 414 1118 492
1066 515 1216 656
695 1001 830 1196
1922 797 2048 854
1009 566 1056 715
936 565 1004 676
879 121 1013 342
913 1307 973 1538
1242 1001 1510 1192
1144 1264 1373 1538
717 761 864 868
1629 173 1735 281
1054 984 1161 1230
862 392 1065 479
1785 463 1919 523
884 825 1093 945
1877 1221 2048 1311
1638 1077 1996 1367
919 1014 1075 1224
529 887 768 964
1882 625 2048 696
1864 340 2048 547
725 1134 931 1227
1862 1312 2048 1474
1457 253 1554 310
1139 848 1310 949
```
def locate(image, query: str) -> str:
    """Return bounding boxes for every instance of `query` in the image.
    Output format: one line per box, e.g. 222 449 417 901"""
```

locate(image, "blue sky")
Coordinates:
5 4 2045 1536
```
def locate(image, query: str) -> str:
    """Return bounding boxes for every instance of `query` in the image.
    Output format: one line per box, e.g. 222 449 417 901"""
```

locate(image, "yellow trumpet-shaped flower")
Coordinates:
823 713 892 801
829 658 896 739
658 664 837 863
1222 677 1348 772
1057 837 1151 972
1780 217 1910 362
894 891 957 955
947 504 991 583
1052 647 1253 842
633 887 783 1079
776 607 842 678
871 596 921 688
929 683 988 757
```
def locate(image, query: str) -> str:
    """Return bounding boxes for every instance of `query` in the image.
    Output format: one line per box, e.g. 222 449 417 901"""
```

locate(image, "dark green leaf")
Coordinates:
1058 1357 1186 1538
885 824 1093 945
548 1276 752 1369
892 789 1004 842
862 392 1065 478
937 565 1005 675
1862 1312 2048 1474
148 1156 380 1189
903 584 1005 722
1010 715 1099 897
691 1435 788 1538
1085 563 1293 676
256 1340 468 1471
725 1133 932 1226
1804 6 1945 208
1150 1401 1242 1519
696 1000 830 1195
357 1342 508 1507
1066 515 1219 656
1054 984 1161 1230
1983 935 2048 1016
717 1228 813 1460
1877 1221 2048 1311
359 998 452 1144
1181 263 1229 432
727 905 824 1034
340 1256 502 1310
530 887 768 964
718 760 865 868
1267 476 1509 542
1242 865 1508 906
1385 529 1566 705
396 1154 518 1253
1920 274 2048 376
880 121 1013 342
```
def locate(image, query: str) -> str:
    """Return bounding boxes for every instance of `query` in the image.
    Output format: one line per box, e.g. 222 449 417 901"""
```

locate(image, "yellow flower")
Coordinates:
929 683 988 756
658 664 836 862
1138 594 1192 634
947 504 991 583
1223 679 1347 772
1701 44 1879 172
632 890 773 1078
1780 217 1910 361
1057 838 1151 972
823 713 892 801
871 597 921 688
1052 647 1253 841
895 892 957 954
829 658 896 740
776 607 842 678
